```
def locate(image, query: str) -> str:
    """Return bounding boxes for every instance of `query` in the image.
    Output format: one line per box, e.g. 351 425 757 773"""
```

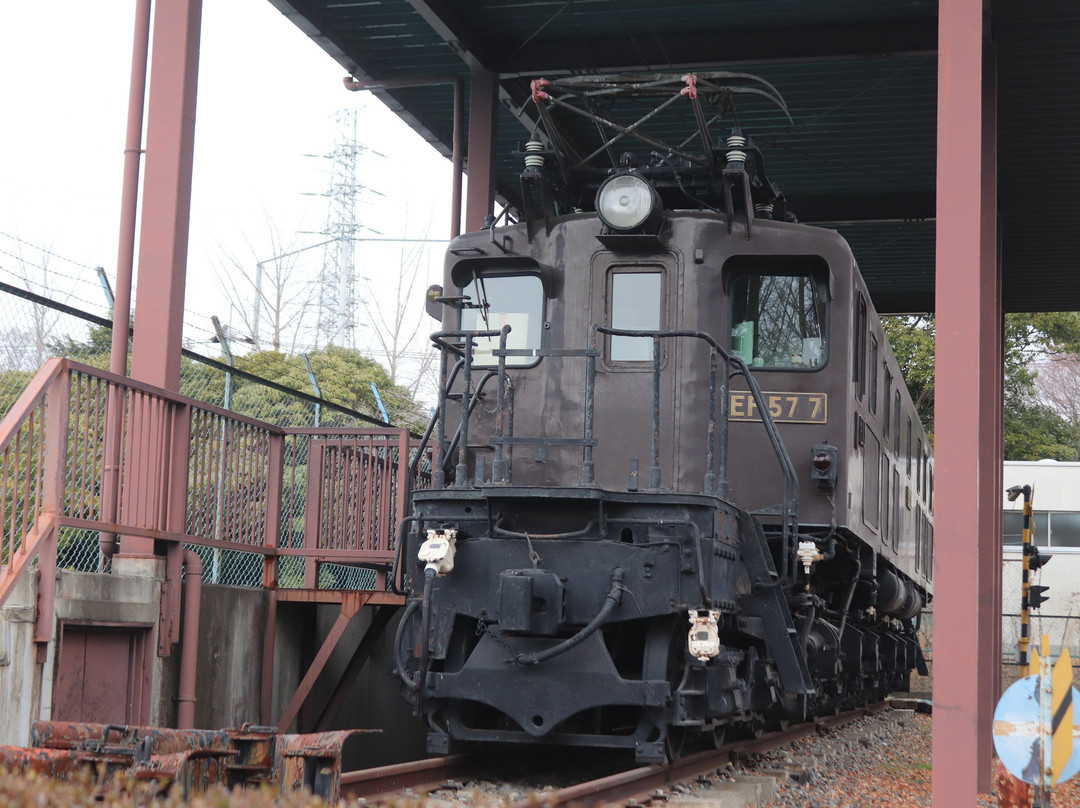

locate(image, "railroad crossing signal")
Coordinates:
993 641 1080 796
1029 584 1050 609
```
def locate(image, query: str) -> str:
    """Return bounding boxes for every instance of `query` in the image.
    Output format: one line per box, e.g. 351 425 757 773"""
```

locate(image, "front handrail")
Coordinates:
596 326 799 584
421 324 799 584
427 326 511 488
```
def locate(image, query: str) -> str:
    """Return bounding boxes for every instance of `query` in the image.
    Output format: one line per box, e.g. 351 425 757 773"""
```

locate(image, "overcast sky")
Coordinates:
0 0 453 360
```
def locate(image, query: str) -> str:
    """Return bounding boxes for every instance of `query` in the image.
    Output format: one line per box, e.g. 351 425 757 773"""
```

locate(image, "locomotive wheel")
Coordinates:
643 617 693 761
710 724 727 749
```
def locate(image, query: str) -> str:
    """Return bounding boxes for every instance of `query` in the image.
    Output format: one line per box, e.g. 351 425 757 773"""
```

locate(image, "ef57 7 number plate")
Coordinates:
729 391 828 424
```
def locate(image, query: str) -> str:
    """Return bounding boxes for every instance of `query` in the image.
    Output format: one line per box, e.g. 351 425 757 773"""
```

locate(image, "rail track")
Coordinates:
340 703 890 806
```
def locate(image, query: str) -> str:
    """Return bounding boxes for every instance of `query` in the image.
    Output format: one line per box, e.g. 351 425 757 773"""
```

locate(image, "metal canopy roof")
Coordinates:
268 0 1080 314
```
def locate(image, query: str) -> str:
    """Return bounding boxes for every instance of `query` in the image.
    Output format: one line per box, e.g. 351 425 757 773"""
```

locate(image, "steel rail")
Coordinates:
339 754 478 803
336 703 890 806
509 704 890 808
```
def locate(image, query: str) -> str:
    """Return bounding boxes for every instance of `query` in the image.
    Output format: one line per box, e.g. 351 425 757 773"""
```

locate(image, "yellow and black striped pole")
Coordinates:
1014 484 1035 677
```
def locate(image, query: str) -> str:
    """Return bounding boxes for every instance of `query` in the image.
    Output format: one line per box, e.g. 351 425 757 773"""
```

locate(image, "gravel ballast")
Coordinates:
731 709 1080 808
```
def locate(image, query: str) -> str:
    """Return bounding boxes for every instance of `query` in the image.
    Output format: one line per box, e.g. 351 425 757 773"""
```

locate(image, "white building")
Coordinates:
1001 460 1080 661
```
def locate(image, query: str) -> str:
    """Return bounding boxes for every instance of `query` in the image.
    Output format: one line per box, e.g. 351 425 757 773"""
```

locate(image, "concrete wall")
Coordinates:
193 585 271 728
0 563 167 745
312 605 427 768
2 563 421 763
271 601 426 767
0 573 42 746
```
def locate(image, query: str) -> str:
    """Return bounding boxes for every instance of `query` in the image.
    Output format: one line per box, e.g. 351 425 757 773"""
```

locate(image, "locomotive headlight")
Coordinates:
595 172 662 233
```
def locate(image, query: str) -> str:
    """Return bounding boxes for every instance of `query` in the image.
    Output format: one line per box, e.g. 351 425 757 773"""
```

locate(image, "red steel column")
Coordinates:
124 0 202 558
932 0 1001 804
451 75 464 238
130 0 203 391
464 68 498 232
981 31 1004 750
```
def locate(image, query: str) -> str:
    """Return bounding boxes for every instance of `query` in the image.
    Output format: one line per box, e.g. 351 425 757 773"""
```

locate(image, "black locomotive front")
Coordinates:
395 73 928 762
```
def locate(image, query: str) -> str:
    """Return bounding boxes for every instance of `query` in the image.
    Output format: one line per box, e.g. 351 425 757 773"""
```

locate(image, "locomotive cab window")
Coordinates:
459 273 544 367
609 270 663 361
728 259 828 370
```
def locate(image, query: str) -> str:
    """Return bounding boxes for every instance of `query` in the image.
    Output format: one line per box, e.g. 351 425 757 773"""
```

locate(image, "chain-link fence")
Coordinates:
913 560 1080 691
0 281 419 588
1002 556 1080 663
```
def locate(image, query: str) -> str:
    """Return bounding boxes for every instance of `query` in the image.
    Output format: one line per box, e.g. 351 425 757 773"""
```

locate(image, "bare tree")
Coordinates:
5 237 71 368
1034 354 1080 424
214 216 319 353
355 212 438 402
0 325 38 372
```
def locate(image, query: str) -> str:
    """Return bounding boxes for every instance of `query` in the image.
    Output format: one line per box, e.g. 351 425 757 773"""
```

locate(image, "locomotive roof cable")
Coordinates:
652 151 722 214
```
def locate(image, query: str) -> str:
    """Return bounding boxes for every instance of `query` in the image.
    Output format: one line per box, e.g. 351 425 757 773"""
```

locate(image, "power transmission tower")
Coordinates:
317 108 363 348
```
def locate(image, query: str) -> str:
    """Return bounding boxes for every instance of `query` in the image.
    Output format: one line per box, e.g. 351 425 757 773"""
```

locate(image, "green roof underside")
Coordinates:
269 0 1080 314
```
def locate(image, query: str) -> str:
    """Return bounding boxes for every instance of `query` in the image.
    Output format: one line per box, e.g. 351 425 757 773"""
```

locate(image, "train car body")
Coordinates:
395 74 931 763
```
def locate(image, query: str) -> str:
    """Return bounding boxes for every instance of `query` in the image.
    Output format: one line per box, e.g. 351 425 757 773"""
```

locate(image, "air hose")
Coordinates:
513 568 624 666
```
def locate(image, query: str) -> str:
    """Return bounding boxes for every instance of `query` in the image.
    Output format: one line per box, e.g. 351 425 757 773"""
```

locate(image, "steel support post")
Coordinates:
125 0 203 557
984 33 1004 760
464 68 498 231
932 0 1002 803
452 75 464 238
130 0 202 391
111 0 151 378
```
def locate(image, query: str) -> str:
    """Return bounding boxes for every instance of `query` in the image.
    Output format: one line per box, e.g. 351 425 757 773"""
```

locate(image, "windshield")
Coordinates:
731 272 827 369
459 274 544 367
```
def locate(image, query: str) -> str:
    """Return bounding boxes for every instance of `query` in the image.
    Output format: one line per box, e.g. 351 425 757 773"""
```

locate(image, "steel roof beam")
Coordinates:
398 0 597 182
797 191 935 224
869 292 935 315
268 0 456 155
495 20 938 74
404 0 492 71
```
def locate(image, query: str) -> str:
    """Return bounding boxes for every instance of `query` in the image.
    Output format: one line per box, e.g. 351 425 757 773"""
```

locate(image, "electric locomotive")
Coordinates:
396 73 931 762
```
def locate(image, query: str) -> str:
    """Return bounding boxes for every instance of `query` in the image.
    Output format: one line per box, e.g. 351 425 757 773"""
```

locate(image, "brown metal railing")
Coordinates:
0 359 416 638
0 358 65 642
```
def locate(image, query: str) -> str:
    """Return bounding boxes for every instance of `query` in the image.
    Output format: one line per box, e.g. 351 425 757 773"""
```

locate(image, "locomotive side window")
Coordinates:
891 469 901 551
729 271 827 369
884 370 892 438
610 271 662 361
906 417 913 474
854 295 867 397
869 334 879 414
459 273 544 367
893 390 901 454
